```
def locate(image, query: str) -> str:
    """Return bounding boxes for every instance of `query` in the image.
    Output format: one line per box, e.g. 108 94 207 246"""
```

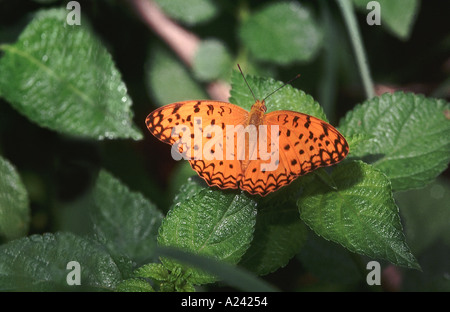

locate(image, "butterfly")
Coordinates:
146 73 349 197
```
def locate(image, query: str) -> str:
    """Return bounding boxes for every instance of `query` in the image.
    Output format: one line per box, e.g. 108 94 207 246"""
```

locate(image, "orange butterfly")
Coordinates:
146 74 349 197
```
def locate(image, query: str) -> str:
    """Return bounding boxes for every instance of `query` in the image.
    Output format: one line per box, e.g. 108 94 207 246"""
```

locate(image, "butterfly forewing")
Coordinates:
265 111 349 173
146 100 249 190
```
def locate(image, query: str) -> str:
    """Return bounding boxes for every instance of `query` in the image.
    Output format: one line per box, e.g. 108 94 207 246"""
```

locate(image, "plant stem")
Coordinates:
128 0 230 101
318 0 338 119
336 0 375 99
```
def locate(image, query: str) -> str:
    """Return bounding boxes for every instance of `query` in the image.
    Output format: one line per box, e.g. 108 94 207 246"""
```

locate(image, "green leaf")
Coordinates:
134 263 169 281
0 9 141 140
168 177 296 282
344 133 372 155
168 162 198 199
131 263 190 292
239 2 322 64
0 232 125 291
172 174 208 205
229 70 328 122
146 45 207 106
298 160 420 269
91 170 164 265
158 189 257 285
353 0 420 40
192 39 233 81
175 280 196 292
115 278 155 292
239 180 308 276
0 156 29 240
155 246 278 292
154 0 218 26
339 92 450 191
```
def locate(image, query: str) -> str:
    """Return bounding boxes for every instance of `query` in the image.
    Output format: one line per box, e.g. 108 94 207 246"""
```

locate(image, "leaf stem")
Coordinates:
336 0 375 99
155 246 279 292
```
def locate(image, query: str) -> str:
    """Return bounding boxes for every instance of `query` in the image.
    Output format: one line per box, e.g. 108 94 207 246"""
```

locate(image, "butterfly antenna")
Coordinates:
237 64 257 102
262 73 301 102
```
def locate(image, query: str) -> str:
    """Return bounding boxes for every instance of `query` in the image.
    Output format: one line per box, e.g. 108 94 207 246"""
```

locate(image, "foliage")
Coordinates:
0 9 141 140
0 0 449 292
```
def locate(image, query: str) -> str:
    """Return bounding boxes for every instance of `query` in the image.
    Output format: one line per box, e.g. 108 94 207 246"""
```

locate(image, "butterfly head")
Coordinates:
251 100 267 113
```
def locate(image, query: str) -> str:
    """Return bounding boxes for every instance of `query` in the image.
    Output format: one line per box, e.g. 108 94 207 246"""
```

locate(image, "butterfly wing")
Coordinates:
240 111 349 196
146 100 249 190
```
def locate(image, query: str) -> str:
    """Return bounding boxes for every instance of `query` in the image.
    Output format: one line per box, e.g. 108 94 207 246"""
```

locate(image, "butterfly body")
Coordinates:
146 99 349 196
240 100 267 173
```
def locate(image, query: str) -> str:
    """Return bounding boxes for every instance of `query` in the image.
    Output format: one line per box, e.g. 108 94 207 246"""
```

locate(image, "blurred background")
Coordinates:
0 0 449 291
